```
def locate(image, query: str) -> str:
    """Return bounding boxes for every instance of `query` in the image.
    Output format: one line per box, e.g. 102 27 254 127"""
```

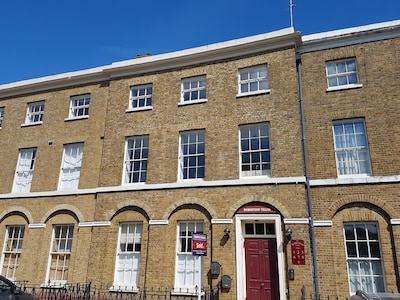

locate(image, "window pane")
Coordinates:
250 82 258 91
367 224 378 240
358 242 368 257
356 225 367 240
348 74 358 84
370 242 381 258
346 242 357 257
328 77 338 87
337 62 346 73
245 223 254 235
347 60 356 71
259 80 268 90
344 224 355 239
255 224 264 235
326 63 336 75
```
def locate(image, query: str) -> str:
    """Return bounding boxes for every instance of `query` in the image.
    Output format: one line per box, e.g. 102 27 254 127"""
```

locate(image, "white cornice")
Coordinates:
0 28 299 99
310 175 400 186
284 218 309 224
0 176 306 199
313 220 333 227
2 174 399 199
149 220 169 225
28 223 46 229
103 28 300 79
211 219 233 224
300 20 400 53
79 221 111 227
0 67 108 98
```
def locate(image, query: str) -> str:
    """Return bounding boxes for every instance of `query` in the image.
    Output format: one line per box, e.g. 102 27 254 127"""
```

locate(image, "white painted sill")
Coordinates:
326 83 362 92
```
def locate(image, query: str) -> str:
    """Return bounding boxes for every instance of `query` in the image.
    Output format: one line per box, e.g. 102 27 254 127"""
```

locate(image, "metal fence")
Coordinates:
15 281 363 300
302 297 349 300
17 282 220 300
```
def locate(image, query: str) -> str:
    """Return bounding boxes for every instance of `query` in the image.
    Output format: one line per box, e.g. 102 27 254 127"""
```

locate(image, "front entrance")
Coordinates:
235 213 285 300
245 238 279 300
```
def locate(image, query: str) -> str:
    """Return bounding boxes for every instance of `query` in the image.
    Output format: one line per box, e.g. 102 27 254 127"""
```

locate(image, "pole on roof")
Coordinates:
290 0 295 28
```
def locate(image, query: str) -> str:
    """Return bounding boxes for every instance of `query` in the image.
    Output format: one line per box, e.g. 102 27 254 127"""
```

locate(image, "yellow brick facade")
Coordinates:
0 22 399 300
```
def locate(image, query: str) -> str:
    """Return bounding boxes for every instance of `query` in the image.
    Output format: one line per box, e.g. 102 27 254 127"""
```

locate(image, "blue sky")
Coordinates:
1 0 399 85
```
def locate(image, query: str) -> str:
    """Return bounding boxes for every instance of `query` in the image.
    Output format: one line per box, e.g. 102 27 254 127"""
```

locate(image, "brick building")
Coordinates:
0 20 398 300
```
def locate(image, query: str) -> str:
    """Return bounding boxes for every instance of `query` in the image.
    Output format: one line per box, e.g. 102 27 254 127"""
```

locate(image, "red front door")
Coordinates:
245 238 279 300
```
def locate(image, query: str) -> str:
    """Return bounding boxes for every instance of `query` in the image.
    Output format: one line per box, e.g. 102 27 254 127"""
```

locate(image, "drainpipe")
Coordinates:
296 52 320 299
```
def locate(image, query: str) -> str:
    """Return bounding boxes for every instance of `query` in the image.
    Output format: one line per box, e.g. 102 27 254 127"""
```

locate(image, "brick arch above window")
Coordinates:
110 205 150 222
0 206 33 224
106 199 152 222
40 204 84 224
162 197 216 221
327 194 394 221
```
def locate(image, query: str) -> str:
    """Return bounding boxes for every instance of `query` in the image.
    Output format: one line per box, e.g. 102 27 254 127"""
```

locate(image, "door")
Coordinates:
245 238 279 300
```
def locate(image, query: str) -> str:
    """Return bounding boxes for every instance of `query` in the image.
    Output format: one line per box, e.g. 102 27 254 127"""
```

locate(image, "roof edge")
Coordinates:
300 20 400 53
0 27 298 98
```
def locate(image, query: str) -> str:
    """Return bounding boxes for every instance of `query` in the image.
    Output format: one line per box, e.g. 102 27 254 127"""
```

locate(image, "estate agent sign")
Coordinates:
192 233 207 256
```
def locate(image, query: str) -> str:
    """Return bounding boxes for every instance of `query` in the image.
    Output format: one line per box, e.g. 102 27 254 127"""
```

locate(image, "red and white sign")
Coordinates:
192 233 207 256
291 240 305 265
237 205 276 214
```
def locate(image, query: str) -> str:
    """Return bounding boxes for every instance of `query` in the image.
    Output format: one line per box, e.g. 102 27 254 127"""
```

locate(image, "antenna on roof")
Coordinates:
289 0 295 28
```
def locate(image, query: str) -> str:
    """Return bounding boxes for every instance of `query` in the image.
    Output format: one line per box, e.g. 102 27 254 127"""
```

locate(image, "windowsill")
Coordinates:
121 182 146 186
21 122 43 127
236 89 271 98
240 174 272 179
171 288 204 296
337 173 371 179
178 178 205 182
64 116 89 122
178 99 208 106
109 286 139 293
326 84 362 92
125 106 153 113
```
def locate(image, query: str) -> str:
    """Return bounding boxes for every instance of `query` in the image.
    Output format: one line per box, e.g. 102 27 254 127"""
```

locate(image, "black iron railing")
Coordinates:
17 282 219 300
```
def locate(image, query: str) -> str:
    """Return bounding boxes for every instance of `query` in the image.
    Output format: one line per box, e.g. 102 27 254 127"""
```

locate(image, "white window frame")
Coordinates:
58 143 84 190
179 130 205 180
12 148 37 193
67 94 90 119
128 84 153 111
46 225 74 286
24 101 44 125
326 58 362 91
237 65 269 97
113 222 143 291
123 136 149 184
180 76 207 105
344 222 385 294
1 226 25 281
173 221 204 294
333 119 372 177
0 107 4 129
239 123 271 177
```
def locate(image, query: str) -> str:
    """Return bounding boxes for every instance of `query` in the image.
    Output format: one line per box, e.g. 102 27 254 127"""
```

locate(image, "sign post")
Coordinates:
192 233 207 300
